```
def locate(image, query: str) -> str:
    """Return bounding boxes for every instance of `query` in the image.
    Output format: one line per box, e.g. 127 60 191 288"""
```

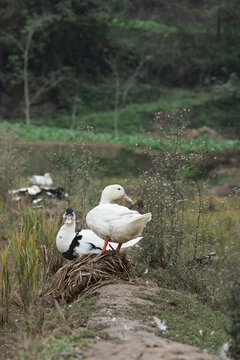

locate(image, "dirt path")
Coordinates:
82 283 220 360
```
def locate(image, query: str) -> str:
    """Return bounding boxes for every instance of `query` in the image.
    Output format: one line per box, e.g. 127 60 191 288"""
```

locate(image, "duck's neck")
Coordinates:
100 193 111 204
64 222 75 232
56 222 76 253
58 222 76 240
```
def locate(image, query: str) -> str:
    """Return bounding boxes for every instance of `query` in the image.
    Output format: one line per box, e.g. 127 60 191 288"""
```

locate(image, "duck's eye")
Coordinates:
118 188 121 190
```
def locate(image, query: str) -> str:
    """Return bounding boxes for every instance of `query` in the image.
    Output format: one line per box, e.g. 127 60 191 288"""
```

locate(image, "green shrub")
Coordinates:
135 109 209 268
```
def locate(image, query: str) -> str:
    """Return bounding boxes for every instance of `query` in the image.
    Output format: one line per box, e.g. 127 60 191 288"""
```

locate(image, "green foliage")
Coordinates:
111 18 177 32
2 121 240 153
0 0 240 135
213 73 240 100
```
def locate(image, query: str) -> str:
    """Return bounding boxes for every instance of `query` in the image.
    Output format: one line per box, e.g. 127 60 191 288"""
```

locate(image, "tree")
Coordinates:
2 14 65 125
108 57 146 137
0 0 113 122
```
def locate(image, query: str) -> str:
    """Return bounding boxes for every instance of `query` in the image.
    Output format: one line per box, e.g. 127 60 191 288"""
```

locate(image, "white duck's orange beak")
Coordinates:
122 193 133 203
65 215 72 224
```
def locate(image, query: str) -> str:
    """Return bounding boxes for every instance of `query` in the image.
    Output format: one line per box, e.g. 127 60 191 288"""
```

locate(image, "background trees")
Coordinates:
0 0 240 135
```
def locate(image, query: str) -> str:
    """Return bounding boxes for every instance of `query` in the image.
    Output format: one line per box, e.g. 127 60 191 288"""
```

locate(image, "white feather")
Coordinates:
153 317 167 332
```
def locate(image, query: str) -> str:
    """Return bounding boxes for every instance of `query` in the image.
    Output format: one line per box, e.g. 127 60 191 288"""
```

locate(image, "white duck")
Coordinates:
86 184 151 256
29 173 53 186
56 208 142 260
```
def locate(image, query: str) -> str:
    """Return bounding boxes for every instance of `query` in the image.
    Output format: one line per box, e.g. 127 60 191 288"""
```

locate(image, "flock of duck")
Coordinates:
56 184 152 259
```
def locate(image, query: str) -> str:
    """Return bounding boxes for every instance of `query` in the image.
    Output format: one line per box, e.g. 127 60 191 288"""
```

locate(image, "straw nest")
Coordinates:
44 251 136 305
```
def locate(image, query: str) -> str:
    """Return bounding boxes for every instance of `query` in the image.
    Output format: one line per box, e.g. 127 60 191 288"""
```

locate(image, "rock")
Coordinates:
198 126 220 139
183 126 221 140
183 128 199 139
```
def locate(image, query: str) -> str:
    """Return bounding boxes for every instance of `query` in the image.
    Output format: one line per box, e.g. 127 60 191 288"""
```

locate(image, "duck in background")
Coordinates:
56 208 142 260
86 184 151 256
29 173 53 186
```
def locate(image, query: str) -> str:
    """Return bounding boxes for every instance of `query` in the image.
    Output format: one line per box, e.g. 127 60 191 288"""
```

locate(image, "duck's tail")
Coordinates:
129 212 151 225
144 213 152 223
122 236 142 248
130 212 152 223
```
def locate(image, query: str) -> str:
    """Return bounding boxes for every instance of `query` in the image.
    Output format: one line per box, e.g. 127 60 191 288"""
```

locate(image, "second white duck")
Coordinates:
86 184 151 256
56 208 142 260
29 173 53 186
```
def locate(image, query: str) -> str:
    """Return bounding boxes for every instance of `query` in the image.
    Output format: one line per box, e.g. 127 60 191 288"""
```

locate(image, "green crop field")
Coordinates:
2 121 240 153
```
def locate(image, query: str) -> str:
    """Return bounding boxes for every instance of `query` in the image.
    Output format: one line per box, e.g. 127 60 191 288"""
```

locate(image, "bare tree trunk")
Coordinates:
216 0 222 42
114 70 120 137
23 31 33 126
70 97 77 130
107 57 145 137
122 59 145 107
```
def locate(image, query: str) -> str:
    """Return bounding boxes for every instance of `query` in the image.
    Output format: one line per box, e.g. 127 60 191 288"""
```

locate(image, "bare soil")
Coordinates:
82 283 220 360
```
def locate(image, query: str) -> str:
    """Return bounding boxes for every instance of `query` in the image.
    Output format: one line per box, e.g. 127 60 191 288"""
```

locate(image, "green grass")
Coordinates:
1 120 240 152
71 88 218 134
132 291 229 353
3 87 239 138
0 297 101 359
3 88 227 134
37 299 102 359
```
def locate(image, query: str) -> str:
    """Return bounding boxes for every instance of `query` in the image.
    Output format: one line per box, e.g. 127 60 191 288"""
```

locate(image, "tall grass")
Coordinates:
8 208 60 320
0 245 14 323
10 230 39 313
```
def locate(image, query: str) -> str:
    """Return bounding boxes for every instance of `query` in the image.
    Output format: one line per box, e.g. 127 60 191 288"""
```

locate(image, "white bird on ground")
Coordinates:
56 208 142 260
86 184 151 256
27 185 41 196
8 187 28 195
29 173 53 186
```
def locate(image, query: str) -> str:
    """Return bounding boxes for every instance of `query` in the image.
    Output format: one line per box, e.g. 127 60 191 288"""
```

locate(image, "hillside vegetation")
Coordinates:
0 0 239 137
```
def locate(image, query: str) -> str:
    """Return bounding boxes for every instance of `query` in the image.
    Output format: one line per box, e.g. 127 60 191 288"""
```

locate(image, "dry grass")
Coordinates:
44 252 136 305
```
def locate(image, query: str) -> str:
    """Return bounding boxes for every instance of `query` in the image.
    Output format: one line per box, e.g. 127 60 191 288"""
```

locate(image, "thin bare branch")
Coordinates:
30 76 65 105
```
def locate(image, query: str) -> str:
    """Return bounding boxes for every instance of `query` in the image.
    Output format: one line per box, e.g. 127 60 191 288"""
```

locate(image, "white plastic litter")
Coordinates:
153 317 167 332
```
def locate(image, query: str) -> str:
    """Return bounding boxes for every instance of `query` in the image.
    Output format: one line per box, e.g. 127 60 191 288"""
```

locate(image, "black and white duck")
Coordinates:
56 208 142 260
